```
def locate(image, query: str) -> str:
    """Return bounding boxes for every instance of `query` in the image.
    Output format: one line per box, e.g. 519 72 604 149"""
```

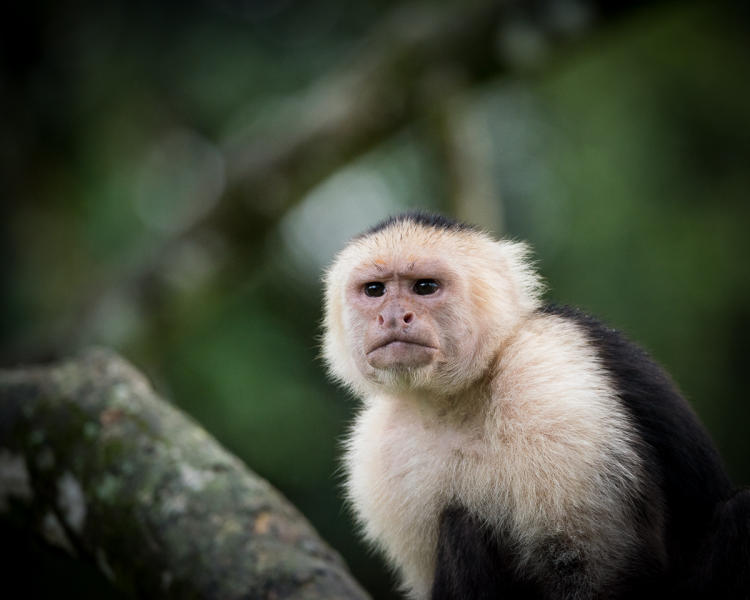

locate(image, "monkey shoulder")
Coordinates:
479 310 646 537
491 308 634 443
510 306 732 538
527 305 731 497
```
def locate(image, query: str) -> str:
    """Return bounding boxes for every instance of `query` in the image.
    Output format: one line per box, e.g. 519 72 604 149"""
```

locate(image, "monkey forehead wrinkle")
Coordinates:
350 257 454 283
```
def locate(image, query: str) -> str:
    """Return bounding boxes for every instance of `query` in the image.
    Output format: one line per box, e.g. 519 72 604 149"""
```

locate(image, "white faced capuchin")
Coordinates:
322 212 749 600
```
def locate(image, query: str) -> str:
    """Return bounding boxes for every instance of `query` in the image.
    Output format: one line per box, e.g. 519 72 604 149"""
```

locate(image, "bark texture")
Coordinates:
0 348 369 600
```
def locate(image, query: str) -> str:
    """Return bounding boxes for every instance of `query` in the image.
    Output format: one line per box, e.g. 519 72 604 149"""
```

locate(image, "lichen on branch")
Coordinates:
0 348 369 600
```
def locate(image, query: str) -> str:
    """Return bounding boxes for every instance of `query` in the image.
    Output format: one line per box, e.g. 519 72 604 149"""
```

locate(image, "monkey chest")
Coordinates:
345 403 526 597
347 403 495 530
346 399 611 546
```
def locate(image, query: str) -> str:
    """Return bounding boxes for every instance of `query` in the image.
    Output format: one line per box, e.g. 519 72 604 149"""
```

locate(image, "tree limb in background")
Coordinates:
52 0 644 356
0 349 370 600
424 92 505 235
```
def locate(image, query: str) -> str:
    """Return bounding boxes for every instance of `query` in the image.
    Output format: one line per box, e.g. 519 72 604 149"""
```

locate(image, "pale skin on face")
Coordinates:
346 256 457 373
323 222 542 398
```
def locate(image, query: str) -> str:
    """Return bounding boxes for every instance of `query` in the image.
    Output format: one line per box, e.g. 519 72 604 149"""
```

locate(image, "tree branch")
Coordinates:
41 0 649 357
0 348 369 599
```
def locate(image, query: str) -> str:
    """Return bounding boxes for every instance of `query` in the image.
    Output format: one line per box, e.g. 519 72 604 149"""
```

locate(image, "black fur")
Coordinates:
431 304 747 599
362 211 479 237
432 506 542 600
541 305 734 577
689 488 750 598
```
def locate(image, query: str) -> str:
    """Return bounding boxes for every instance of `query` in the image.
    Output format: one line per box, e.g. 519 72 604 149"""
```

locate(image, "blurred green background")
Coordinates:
2 0 749 598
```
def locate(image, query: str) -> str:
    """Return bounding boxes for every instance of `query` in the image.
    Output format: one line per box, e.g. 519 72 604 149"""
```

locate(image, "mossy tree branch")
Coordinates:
0 348 369 600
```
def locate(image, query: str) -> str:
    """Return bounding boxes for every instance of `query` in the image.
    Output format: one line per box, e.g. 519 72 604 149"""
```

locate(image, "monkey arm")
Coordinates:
430 505 542 600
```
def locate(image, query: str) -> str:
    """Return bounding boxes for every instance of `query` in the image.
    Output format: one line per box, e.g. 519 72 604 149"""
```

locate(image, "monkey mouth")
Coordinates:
367 337 436 354
366 337 437 369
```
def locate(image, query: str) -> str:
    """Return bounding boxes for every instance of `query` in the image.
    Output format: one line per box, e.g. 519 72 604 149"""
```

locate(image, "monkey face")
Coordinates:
323 219 542 396
346 257 451 375
339 247 493 395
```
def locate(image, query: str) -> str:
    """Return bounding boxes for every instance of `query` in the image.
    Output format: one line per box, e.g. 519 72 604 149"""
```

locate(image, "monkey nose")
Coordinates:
378 309 414 327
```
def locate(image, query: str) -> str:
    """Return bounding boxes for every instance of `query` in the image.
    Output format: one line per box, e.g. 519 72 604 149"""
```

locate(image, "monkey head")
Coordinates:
323 215 542 397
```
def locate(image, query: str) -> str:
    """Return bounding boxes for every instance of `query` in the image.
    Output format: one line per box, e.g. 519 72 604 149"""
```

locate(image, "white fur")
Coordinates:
324 220 651 598
323 221 543 397
344 314 647 598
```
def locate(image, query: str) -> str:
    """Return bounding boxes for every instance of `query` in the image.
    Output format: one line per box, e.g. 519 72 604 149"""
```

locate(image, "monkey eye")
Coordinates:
413 279 439 295
364 282 386 297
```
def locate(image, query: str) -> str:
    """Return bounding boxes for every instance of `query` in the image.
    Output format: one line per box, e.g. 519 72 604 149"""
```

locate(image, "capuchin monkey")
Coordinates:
322 212 750 600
